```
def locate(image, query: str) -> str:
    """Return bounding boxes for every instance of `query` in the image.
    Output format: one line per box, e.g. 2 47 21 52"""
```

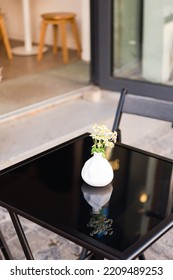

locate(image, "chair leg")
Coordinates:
0 230 13 259
37 20 47 61
52 24 58 55
78 248 95 260
79 248 88 259
71 19 81 57
60 20 68 63
0 17 13 60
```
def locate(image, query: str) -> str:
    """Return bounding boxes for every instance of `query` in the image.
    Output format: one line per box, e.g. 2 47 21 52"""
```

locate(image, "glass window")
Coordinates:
113 0 173 86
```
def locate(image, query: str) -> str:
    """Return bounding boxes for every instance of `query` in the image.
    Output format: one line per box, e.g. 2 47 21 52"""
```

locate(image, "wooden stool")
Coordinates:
37 12 81 63
0 14 13 60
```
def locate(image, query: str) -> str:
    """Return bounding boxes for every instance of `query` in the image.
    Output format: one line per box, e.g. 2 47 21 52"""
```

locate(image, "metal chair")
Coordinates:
112 88 173 260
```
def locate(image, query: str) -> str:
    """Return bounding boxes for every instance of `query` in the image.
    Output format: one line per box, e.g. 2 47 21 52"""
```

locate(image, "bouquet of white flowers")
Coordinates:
90 124 117 157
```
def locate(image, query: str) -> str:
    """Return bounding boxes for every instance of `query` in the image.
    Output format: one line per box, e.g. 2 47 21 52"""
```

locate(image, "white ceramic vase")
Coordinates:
81 152 114 187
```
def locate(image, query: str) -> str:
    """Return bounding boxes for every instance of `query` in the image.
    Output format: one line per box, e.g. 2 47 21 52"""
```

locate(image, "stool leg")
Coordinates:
52 24 58 55
71 19 81 57
0 17 13 60
60 20 68 63
37 20 47 61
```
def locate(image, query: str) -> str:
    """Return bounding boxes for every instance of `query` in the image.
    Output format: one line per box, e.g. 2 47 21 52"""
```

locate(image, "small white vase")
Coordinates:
81 152 114 187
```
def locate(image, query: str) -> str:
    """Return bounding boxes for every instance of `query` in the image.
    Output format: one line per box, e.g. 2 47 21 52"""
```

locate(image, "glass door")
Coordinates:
113 0 142 79
113 0 173 86
91 0 173 100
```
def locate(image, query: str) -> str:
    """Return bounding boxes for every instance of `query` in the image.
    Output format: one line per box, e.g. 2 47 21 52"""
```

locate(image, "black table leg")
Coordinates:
0 230 13 259
79 248 95 260
8 211 34 260
138 253 146 260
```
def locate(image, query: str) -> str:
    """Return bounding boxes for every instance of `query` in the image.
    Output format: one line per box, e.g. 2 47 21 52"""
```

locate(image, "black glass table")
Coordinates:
0 133 173 259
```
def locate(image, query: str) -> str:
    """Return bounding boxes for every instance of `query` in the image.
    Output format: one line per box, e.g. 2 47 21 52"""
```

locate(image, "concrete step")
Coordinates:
0 86 172 170
0 87 118 170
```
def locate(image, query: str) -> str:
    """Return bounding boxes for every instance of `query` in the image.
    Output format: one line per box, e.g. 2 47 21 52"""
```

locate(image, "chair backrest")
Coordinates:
112 88 173 136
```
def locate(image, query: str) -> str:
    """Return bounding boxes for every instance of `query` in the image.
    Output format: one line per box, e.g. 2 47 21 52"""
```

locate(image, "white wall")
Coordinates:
81 0 90 62
1 0 90 61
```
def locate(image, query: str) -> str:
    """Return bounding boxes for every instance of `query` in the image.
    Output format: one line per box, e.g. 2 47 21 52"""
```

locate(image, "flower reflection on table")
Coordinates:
81 182 114 236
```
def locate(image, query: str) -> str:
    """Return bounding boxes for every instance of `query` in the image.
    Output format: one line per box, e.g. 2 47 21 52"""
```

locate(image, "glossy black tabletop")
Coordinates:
0 134 173 259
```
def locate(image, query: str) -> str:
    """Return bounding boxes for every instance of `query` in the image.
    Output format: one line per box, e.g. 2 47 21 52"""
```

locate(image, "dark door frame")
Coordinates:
90 0 173 101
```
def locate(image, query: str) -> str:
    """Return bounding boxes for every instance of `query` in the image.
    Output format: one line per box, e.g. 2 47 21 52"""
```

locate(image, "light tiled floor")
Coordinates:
0 39 90 115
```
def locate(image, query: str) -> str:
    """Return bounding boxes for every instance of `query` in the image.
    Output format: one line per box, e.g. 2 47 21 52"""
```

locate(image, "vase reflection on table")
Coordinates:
81 182 113 214
81 182 113 236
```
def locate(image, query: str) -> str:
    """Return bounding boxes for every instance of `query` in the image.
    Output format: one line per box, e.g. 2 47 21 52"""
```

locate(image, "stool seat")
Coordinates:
0 14 13 60
37 12 81 63
42 12 76 21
